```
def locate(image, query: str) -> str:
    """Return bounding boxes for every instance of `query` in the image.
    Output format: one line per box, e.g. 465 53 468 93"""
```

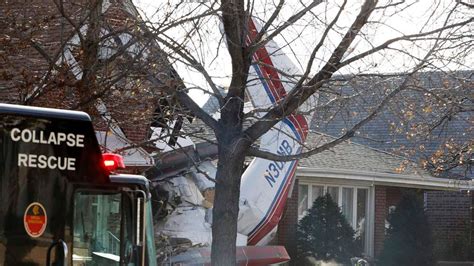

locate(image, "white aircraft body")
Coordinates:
153 17 315 248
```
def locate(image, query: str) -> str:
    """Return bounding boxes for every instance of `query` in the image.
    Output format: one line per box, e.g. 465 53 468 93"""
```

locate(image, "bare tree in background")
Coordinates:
1 0 472 265
140 0 472 264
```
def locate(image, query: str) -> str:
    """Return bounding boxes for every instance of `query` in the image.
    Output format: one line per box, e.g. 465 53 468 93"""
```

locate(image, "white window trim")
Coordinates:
297 181 375 258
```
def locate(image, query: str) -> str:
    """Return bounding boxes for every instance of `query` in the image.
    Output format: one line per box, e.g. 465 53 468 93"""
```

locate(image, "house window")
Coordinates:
342 188 354 227
297 184 371 255
311 185 324 203
298 184 309 216
357 188 368 252
327 186 339 204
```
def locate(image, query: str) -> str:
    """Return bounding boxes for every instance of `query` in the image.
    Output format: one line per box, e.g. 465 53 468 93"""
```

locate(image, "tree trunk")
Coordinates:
211 135 246 265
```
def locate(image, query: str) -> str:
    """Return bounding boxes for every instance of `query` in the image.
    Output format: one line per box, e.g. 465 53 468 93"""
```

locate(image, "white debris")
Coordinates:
160 175 204 206
156 207 212 245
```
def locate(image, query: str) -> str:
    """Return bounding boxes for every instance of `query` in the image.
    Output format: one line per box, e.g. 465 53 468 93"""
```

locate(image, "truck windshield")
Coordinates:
72 191 134 266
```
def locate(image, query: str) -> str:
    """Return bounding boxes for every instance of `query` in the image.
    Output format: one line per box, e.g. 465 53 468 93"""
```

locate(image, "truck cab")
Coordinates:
0 103 156 266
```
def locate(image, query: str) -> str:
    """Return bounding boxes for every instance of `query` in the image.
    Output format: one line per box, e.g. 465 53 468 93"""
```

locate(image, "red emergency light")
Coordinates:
102 153 125 172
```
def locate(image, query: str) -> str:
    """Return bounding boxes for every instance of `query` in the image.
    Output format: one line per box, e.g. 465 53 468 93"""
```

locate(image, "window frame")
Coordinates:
297 181 374 257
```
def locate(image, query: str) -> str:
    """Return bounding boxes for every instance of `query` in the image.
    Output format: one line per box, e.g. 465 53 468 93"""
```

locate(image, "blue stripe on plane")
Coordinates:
247 62 304 240
251 64 302 141
248 159 298 237
252 63 277 104
252 63 302 142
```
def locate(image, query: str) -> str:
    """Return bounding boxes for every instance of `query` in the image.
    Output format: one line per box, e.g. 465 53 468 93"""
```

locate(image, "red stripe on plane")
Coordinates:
248 19 286 102
245 17 309 244
247 19 308 141
248 163 298 244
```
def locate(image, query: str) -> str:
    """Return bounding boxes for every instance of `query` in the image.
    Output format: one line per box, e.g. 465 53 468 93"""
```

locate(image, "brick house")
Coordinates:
277 71 473 262
0 0 181 170
0 1 188 263
277 133 472 262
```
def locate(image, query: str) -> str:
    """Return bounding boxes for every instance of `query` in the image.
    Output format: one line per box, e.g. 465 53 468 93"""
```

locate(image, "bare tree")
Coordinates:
0 0 189 156
138 0 472 264
1 0 472 265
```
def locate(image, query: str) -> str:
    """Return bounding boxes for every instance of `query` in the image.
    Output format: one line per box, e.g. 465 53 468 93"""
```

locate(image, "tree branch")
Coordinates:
244 0 378 144
339 17 474 70
247 69 418 161
144 73 220 133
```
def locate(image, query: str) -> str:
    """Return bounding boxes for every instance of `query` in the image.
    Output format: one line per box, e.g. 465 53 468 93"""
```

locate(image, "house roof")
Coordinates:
184 71 473 190
312 70 473 178
181 116 217 145
298 132 473 191
299 132 425 176
180 116 472 190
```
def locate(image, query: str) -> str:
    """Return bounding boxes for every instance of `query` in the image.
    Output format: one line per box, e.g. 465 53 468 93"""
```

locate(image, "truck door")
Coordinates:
0 131 74 265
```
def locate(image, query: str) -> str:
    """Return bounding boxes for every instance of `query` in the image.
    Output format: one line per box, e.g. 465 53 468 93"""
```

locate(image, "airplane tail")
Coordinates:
238 17 314 245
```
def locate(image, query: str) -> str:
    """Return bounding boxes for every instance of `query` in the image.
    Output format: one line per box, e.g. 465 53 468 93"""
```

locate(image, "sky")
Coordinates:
132 0 473 106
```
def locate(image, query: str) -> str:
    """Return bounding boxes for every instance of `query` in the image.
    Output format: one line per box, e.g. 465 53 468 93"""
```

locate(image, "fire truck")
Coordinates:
0 103 291 265
0 103 157 265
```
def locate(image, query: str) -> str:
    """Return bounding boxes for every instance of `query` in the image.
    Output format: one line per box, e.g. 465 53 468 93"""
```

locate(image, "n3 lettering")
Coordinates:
264 140 293 188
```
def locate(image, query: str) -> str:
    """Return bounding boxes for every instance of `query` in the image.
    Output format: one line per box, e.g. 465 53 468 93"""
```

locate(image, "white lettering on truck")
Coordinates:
10 128 84 147
17 153 76 171
11 128 82 171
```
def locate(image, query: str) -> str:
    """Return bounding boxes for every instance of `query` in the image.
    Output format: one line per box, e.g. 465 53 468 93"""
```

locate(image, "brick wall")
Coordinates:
0 0 76 104
277 179 299 261
386 187 403 208
374 185 387 257
375 186 414 257
374 188 472 260
425 190 472 259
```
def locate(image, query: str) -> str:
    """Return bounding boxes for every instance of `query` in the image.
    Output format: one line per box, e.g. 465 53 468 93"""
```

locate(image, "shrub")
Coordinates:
378 191 434 266
297 194 361 264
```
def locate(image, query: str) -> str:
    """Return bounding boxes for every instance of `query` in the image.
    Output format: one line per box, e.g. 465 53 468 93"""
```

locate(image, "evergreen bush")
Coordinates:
378 191 434 265
297 194 361 264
